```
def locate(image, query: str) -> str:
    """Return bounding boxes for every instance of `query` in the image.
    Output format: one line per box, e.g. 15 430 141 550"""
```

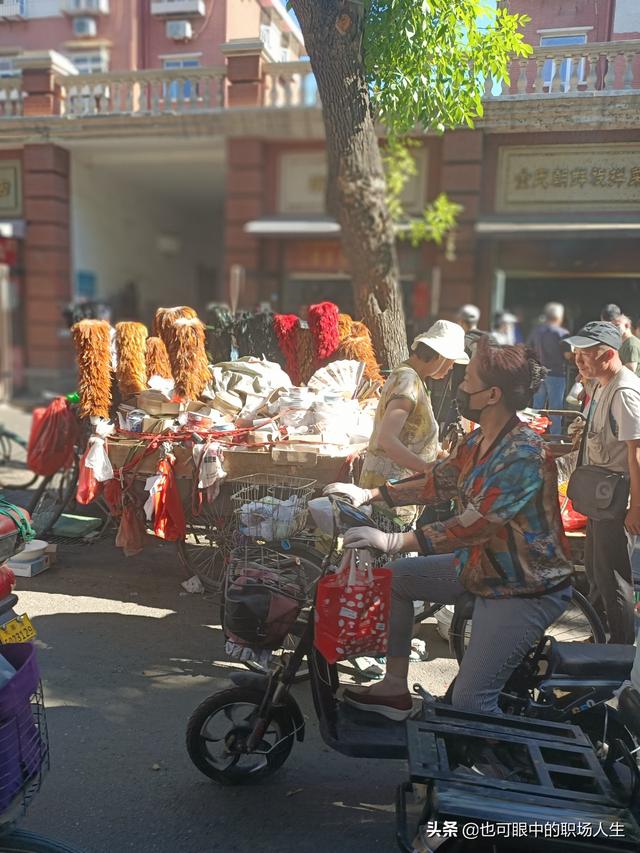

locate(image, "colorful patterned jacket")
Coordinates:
380 418 573 598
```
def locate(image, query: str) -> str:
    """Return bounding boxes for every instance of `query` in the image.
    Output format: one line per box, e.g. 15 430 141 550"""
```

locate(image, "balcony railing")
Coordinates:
486 39 640 97
0 40 638 121
57 66 226 117
0 79 25 117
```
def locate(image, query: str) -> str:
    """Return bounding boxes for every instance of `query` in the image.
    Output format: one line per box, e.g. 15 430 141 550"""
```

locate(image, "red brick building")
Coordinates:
0 0 638 395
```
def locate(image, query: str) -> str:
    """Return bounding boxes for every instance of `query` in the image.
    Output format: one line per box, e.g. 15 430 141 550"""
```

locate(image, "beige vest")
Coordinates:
586 367 640 472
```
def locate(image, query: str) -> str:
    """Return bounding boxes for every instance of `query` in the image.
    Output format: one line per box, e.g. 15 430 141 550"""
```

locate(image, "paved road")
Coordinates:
12 535 458 853
1 404 458 852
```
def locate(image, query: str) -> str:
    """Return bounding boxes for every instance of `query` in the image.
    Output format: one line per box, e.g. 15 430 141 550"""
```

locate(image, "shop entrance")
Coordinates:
504 276 640 337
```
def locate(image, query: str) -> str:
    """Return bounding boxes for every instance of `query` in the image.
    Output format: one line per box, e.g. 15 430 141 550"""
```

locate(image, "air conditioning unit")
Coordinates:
0 0 27 19
260 23 273 50
166 19 192 40
73 16 97 37
66 0 109 14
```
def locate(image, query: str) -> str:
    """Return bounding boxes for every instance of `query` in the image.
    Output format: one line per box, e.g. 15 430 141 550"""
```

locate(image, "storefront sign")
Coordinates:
496 144 640 212
0 161 21 218
278 149 428 215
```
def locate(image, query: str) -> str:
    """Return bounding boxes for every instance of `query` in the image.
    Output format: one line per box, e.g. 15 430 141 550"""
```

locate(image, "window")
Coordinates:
0 57 19 78
163 56 200 100
68 50 109 74
540 33 588 93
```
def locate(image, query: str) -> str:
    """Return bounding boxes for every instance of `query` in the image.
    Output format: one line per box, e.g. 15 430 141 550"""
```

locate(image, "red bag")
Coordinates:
314 550 392 664
559 495 587 532
153 456 186 541
26 397 77 477
115 501 146 557
103 479 123 519
76 448 102 505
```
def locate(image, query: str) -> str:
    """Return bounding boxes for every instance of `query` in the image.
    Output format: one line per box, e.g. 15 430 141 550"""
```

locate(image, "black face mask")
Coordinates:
455 387 490 423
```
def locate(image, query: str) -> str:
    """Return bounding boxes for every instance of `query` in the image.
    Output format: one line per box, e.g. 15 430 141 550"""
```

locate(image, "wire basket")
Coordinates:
0 683 49 823
231 474 316 543
224 545 309 650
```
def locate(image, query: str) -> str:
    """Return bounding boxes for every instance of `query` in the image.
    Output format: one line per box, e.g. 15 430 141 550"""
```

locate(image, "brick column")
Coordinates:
22 144 73 392
224 139 266 309
15 50 77 117
437 130 484 319
221 38 267 108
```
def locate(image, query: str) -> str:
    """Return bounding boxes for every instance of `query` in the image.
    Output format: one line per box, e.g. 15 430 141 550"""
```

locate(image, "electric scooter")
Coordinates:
185 499 630 784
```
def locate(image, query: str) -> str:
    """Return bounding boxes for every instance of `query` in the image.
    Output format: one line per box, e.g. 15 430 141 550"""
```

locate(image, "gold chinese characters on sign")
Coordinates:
0 161 21 217
496 144 640 212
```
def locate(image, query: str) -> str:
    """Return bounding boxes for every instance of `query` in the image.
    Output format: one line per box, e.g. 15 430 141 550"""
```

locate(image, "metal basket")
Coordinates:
0 682 49 825
231 474 316 543
224 545 309 650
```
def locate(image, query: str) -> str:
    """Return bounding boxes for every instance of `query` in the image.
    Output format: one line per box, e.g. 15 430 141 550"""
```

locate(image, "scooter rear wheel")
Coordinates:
186 687 296 785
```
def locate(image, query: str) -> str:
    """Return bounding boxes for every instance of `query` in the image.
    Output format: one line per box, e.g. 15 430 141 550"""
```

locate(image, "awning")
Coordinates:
244 217 340 237
244 217 414 237
476 219 640 236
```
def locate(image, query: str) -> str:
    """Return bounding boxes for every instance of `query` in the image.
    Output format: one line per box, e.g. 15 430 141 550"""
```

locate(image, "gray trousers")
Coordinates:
387 555 571 715
584 518 635 645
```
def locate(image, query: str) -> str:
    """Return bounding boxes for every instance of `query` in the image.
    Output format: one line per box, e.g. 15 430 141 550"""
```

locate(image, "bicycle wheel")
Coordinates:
0 434 38 490
450 587 605 665
177 488 237 594
27 460 79 538
0 829 83 852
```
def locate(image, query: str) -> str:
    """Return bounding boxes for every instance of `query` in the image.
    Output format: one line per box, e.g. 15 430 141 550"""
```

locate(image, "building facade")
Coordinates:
0 0 638 396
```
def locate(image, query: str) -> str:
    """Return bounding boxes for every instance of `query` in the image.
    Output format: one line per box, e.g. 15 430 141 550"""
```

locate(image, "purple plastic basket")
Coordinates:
0 644 43 814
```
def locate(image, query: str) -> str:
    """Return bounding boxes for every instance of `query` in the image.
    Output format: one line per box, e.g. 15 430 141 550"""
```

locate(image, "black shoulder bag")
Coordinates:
566 392 629 521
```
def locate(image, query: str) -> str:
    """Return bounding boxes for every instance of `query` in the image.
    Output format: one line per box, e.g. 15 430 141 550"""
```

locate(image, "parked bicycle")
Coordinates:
0 427 38 491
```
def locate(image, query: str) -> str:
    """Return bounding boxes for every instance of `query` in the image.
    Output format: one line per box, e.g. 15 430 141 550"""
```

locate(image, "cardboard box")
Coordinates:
107 438 193 478
8 555 49 578
136 390 183 416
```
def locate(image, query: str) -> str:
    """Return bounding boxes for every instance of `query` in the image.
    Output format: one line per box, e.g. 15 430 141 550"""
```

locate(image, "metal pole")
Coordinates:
0 263 11 402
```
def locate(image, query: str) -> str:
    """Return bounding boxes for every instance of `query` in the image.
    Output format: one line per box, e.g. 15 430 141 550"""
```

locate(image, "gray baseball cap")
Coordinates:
565 321 622 351
457 304 481 323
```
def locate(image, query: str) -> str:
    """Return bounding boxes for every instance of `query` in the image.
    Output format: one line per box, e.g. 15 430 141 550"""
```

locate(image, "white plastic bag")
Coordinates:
85 435 114 483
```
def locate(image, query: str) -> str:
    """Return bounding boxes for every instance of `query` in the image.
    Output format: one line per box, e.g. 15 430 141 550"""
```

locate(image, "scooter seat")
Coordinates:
549 641 635 680
0 506 31 536
618 686 640 740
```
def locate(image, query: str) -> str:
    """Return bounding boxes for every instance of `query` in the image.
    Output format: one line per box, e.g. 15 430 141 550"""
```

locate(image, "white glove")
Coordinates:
322 482 372 508
343 526 405 553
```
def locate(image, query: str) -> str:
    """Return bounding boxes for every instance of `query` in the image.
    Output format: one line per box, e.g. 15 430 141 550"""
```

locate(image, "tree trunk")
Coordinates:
291 0 409 369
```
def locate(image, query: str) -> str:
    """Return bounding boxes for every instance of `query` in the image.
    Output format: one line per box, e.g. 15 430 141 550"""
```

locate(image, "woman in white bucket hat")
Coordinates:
346 320 468 678
357 318 469 530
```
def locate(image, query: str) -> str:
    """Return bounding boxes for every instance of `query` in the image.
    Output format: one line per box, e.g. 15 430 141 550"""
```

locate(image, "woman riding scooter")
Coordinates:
325 338 574 721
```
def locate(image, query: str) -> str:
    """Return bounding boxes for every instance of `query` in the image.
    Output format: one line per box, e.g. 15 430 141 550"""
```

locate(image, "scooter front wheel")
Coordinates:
186 687 296 785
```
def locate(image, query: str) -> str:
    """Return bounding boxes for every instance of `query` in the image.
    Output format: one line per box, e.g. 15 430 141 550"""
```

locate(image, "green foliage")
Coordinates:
371 1 530 246
365 0 532 134
383 137 462 246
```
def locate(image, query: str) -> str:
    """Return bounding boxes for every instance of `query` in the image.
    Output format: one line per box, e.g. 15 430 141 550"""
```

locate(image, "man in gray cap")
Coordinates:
566 320 640 644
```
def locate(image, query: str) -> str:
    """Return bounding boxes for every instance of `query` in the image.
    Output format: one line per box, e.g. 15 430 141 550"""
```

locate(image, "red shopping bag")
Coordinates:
76 448 102 505
26 397 77 477
559 495 587 532
153 456 186 541
314 550 392 664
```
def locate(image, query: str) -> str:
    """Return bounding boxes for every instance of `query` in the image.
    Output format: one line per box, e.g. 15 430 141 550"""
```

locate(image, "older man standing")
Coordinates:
529 302 570 433
566 321 640 644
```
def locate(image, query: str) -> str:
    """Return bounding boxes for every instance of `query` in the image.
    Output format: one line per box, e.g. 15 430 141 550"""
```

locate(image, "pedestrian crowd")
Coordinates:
349 299 640 707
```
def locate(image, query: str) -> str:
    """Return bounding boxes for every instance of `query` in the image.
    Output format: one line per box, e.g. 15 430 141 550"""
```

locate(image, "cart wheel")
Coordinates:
0 829 84 852
0 433 39 490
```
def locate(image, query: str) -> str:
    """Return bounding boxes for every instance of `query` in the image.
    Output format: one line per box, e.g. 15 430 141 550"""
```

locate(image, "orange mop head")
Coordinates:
72 319 113 419
335 319 383 383
154 306 198 340
145 336 173 381
115 322 148 399
165 316 210 400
